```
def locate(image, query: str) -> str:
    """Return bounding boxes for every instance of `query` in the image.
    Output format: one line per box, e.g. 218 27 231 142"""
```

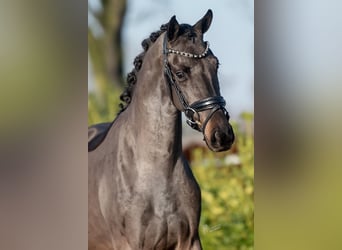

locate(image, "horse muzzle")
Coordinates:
207 124 235 152
202 110 235 152
183 96 235 152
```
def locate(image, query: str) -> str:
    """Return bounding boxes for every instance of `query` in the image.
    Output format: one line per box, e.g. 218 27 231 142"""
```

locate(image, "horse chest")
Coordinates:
111 166 201 249
122 198 198 249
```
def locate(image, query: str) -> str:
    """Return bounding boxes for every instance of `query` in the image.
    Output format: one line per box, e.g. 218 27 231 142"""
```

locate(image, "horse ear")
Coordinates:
193 9 213 34
167 15 180 41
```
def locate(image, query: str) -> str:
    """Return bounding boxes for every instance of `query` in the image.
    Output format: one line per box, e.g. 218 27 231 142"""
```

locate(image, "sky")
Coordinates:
89 0 254 119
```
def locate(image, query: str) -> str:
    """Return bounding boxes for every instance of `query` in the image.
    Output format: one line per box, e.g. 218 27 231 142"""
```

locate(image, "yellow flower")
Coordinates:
245 186 253 195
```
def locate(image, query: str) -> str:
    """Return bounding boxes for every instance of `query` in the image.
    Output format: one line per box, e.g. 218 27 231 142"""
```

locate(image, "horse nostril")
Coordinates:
215 131 222 142
212 131 228 145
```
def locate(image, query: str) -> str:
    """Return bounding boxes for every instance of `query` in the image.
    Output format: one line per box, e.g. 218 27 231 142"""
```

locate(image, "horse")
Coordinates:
88 9 235 250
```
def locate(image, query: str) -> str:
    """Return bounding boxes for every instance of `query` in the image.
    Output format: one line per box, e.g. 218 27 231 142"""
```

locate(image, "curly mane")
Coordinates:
118 24 168 114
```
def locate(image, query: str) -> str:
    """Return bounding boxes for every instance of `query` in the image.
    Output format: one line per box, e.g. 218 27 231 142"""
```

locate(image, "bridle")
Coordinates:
162 34 229 133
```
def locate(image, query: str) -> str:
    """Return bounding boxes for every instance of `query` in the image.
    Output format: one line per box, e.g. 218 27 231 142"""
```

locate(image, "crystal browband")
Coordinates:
165 42 210 58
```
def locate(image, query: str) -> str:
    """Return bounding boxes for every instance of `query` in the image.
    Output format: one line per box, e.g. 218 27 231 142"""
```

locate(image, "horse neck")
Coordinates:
127 34 182 162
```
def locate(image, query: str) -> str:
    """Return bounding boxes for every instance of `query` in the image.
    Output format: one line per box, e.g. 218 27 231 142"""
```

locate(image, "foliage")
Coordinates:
191 113 254 249
88 85 121 125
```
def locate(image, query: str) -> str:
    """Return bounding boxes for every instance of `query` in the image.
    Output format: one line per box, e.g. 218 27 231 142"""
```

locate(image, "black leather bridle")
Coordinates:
163 34 229 133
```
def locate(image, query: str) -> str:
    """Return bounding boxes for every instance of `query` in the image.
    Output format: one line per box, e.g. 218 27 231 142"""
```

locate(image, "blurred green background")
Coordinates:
193 115 254 250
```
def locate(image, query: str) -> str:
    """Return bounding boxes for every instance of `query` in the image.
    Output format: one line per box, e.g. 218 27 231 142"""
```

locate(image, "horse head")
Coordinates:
163 9 235 152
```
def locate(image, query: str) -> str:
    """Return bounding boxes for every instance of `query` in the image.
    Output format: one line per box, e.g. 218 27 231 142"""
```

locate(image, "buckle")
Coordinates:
185 107 195 118
186 119 201 131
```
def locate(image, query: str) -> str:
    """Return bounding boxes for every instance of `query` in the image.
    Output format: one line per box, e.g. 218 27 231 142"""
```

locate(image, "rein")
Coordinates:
162 34 229 133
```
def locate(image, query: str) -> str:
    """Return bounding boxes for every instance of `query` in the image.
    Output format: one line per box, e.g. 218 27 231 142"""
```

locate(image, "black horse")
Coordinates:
88 10 235 250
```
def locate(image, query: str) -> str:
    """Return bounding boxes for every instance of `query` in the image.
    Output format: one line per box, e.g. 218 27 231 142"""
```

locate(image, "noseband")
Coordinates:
163 34 229 133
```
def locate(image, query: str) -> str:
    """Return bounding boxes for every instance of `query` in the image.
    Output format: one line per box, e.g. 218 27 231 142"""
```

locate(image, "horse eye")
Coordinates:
175 71 186 80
